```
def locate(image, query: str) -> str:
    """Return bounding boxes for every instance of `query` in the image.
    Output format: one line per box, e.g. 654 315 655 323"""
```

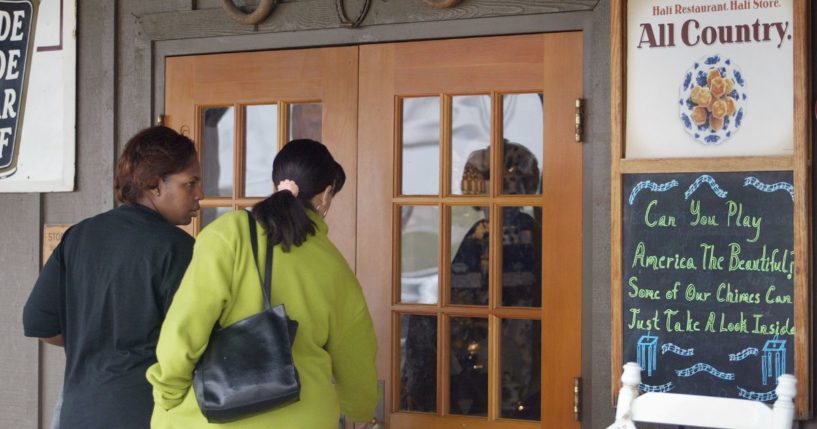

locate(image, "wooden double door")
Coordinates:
165 33 583 429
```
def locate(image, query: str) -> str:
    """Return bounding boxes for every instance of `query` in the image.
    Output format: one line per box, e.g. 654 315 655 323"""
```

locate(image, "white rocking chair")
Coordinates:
608 362 797 429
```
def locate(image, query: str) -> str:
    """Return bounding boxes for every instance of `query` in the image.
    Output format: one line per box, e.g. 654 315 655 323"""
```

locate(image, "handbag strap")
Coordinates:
247 210 273 311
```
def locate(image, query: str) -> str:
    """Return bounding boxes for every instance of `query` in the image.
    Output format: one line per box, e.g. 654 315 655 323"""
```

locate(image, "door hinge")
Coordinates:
573 376 582 421
574 99 584 143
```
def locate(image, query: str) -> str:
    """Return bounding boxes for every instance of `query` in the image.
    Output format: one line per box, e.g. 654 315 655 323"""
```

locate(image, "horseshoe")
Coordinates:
423 0 462 8
220 0 277 25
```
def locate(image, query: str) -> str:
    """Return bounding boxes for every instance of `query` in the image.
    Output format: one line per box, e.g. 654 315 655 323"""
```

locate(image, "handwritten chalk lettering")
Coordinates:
719 311 749 333
700 243 725 270
705 312 716 332
632 241 697 270
664 309 701 333
644 199 677 227
684 283 711 302
726 200 762 243
628 308 661 331
764 285 792 304
628 276 662 300
716 281 761 304
728 243 794 279
666 282 680 300
689 199 719 226
752 315 794 335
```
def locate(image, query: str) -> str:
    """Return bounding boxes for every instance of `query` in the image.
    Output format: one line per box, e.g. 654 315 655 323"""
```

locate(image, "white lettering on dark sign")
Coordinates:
0 1 34 178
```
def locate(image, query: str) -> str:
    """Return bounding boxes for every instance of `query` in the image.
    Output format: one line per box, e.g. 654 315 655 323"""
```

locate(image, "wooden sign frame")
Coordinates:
610 0 812 418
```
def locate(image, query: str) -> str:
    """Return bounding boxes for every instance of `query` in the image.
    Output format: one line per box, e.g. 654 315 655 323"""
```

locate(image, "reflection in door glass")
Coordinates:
501 206 541 307
451 95 490 195
200 207 234 229
245 104 278 197
500 318 541 420
400 205 439 304
502 93 543 195
401 97 440 195
288 102 322 142
450 206 489 306
399 314 437 413
202 106 235 197
449 317 488 416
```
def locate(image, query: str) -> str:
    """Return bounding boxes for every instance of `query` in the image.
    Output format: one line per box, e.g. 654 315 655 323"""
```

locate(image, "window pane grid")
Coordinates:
195 100 322 235
394 91 546 421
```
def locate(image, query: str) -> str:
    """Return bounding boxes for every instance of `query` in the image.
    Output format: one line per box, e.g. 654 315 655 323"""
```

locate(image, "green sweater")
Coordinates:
146 210 378 429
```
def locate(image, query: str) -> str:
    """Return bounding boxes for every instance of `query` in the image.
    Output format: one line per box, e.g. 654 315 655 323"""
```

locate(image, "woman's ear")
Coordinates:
321 185 333 204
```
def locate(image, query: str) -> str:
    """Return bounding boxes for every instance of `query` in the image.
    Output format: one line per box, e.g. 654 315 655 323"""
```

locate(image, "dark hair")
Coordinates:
252 139 345 251
114 126 197 204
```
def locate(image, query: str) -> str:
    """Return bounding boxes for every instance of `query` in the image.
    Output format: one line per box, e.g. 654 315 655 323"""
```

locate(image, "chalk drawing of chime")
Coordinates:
637 334 659 376
761 337 786 386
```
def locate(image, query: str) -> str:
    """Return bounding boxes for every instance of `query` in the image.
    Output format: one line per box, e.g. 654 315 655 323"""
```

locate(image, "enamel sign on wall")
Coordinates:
0 0 36 179
0 0 75 192
626 0 794 158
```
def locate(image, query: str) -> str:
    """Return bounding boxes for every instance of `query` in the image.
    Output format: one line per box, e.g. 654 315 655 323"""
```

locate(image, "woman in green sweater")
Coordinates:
146 139 378 428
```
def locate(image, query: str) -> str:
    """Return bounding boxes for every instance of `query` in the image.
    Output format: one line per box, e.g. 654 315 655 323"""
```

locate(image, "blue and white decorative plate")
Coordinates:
679 54 747 145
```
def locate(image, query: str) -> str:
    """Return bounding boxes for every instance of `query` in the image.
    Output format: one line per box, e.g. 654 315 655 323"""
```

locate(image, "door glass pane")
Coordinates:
200 206 234 229
289 102 322 142
450 206 489 306
501 319 541 420
399 314 437 413
245 104 278 197
202 106 234 197
451 95 491 195
401 97 440 195
449 317 488 416
400 205 439 304
501 206 541 307
502 93 543 195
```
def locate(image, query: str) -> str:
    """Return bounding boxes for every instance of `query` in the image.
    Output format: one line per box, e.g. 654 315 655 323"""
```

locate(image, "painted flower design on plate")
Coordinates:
679 54 747 145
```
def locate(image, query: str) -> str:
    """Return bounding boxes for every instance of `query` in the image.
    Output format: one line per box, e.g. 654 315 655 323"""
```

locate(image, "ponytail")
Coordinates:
252 190 315 252
251 139 345 252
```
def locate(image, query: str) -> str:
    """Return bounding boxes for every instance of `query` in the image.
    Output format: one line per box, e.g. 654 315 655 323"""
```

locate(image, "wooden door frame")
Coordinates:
148 8 612 426
358 32 584 428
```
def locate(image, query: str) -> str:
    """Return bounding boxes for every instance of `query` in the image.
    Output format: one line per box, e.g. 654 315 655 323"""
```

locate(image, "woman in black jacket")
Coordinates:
23 126 203 429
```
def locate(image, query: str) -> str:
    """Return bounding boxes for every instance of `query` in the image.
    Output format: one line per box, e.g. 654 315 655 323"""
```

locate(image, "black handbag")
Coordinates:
192 210 301 423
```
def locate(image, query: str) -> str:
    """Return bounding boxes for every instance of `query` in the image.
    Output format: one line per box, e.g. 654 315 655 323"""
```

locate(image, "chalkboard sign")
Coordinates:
622 171 794 402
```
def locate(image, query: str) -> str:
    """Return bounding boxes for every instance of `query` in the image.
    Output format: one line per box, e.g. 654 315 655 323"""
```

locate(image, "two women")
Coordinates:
147 139 378 428
23 126 203 428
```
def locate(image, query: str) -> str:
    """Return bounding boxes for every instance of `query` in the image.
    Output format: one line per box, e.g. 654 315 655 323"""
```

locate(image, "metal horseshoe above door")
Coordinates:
220 0 277 25
423 0 462 8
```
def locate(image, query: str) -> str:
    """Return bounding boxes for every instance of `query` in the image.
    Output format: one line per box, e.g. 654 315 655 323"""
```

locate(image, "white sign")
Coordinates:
626 0 794 158
0 0 75 192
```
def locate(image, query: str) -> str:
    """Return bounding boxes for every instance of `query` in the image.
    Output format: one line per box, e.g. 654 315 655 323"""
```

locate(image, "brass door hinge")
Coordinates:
575 99 584 143
573 376 582 421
